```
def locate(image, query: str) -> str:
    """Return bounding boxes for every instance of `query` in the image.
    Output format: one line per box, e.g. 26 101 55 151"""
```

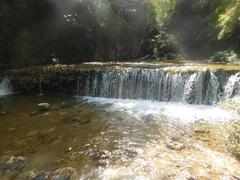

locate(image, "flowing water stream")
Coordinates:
1 62 240 179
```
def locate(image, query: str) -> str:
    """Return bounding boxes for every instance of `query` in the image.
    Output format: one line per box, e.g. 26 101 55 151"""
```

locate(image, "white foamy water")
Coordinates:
0 77 12 97
224 73 240 99
80 97 236 123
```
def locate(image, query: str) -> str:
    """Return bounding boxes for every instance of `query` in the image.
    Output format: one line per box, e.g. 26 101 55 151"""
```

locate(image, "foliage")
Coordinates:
151 29 178 59
214 0 240 39
1 0 240 67
210 50 238 63
145 0 176 29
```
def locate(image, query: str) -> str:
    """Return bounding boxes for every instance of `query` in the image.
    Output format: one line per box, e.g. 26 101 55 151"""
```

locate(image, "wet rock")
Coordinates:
65 147 72 153
71 117 90 125
98 159 110 166
18 171 36 180
166 141 185 151
1 111 7 116
92 150 110 160
50 167 76 180
38 103 50 112
66 151 84 161
3 156 27 174
141 114 158 122
29 110 39 116
8 128 15 131
32 167 76 180
32 171 50 180
194 129 210 134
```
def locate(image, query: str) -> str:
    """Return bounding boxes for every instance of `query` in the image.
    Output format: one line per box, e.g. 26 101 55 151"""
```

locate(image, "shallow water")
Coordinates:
0 94 240 179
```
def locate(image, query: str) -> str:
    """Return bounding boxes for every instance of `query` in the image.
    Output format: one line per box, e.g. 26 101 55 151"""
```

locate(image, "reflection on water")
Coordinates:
0 95 239 179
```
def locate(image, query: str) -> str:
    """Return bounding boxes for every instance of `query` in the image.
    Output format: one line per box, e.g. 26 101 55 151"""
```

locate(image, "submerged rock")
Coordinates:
18 171 36 179
166 141 185 151
32 171 50 180
1 111 7 116
31 167 76 180
29 103 51 116
50 167 76 180
1 156 27 174
5 156 27 171
29 110 39 116
70 117 91 125
194 129 210 134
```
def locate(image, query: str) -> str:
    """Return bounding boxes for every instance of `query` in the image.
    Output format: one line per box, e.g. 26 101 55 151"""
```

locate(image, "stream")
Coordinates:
0 62 240 179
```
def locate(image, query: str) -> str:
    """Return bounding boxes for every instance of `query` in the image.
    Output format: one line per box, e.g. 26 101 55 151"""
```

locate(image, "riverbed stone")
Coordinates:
166 141 185 151
71 117 90 125
18 171 36 179
2 156 27 174
32 171 50 180
29 110 39 116
38 103 50 111
194 129 210 134
50 167 77 180
32 167 76 180
1 111 7 116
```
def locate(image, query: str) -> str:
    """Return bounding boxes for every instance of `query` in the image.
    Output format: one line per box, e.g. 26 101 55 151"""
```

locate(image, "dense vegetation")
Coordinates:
0 0 239 68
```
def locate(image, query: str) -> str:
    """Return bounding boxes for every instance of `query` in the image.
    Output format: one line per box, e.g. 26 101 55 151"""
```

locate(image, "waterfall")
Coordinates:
183 73 204 104
224 73 240 99
0 77 12 97
79 68 235 104
8 63 240 104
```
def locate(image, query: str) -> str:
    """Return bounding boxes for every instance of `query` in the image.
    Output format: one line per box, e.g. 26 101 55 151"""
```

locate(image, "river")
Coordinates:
0 62 240 179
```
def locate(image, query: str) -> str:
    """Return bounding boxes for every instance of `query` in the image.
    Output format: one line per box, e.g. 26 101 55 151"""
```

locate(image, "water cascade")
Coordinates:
9 63 240 104
224 73 240 99
79 67 240 104
0 77 12 97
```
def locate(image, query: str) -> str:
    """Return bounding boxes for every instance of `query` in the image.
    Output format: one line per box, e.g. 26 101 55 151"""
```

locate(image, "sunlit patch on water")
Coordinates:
76 97 240 179
79 97 236 123
80 141 240 179
0 95 239 179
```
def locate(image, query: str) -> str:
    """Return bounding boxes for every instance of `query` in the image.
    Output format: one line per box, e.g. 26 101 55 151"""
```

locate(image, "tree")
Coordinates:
214 0 240 39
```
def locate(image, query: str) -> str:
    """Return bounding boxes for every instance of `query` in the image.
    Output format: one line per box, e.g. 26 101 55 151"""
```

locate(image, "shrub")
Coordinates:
151 29 178 60
210 50 238 63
